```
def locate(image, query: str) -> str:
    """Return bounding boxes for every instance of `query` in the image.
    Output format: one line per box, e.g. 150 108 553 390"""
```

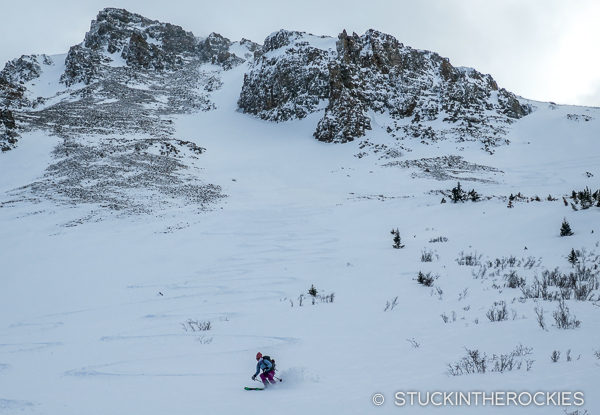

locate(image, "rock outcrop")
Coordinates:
239 29 531 150
0 109 18 152
238 30 334 121
60 8 247 87
0 54 53 107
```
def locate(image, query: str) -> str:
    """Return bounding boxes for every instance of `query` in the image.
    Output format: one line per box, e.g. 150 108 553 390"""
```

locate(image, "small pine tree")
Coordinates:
560 218 574 236
391 228 404 249
567 249 579 266
450 182 464 203
308 284 318 297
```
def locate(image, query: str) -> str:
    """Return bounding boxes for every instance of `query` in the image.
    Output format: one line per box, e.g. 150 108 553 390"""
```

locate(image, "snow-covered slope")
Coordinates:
1 8 600 415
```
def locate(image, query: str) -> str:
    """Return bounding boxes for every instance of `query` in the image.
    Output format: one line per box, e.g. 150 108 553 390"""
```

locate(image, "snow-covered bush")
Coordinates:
570 187 600 210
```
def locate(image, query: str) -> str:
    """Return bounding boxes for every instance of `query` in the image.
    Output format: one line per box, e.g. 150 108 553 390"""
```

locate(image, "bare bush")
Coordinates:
534 306 546 330
181 319 211 332
550 350 560 362
384 296 399 312
520 266 599 302
552 299 581 329
297 288 334 306
429 236 448 243
505 270 525 288
486 301 508 322
320 293 335 303
448 348 487 375
406 338 420 348
421 249 435 262
457 251 482 266
448 344 533 376
196 335 213 344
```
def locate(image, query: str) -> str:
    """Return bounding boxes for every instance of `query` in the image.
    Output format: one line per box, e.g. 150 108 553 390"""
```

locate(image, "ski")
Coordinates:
244 387 265 391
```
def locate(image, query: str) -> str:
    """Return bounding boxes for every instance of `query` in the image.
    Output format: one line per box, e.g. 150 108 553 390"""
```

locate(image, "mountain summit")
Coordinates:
1 7 529 155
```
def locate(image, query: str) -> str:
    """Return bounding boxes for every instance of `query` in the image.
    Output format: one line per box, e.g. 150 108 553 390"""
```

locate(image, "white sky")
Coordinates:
1 0 599 106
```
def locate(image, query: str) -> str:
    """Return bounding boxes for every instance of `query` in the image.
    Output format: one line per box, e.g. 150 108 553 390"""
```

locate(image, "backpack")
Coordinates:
262 355 276 372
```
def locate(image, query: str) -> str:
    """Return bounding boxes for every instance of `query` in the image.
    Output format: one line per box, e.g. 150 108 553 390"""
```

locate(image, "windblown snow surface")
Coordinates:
1 61 600 415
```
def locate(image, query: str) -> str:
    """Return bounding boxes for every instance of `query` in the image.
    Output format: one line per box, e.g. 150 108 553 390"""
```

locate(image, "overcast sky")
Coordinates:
1 0 599 106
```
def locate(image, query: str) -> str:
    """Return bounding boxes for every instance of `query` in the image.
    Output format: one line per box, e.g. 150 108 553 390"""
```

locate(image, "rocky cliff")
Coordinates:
239 29 530 152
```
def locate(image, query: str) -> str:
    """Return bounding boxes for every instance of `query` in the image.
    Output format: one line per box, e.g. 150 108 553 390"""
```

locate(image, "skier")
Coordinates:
251 352 277 387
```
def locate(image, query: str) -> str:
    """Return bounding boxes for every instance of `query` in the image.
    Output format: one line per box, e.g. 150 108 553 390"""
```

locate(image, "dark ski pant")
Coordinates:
260 370 276 386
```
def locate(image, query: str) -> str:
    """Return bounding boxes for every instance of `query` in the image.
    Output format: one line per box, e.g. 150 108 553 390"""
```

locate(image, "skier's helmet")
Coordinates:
256 352 263 360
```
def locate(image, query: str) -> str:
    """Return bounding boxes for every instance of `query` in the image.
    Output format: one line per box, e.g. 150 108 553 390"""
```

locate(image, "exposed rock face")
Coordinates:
238 30 334 121
0 109 18 152
0 54 52 84
84 8 197 67
199 33 245 69
0 54 53 107
60 8 246 87
239 29 531 150
0 77 26 108
61 45 103 86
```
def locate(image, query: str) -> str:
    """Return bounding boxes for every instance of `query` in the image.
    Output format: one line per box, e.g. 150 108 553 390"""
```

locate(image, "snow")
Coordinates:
1 62 600 415
228 42 254 60
23 53 67 100
107 51 127 68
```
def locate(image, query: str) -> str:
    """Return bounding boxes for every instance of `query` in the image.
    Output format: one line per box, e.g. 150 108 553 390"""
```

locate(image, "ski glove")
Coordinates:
251 375 256 381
